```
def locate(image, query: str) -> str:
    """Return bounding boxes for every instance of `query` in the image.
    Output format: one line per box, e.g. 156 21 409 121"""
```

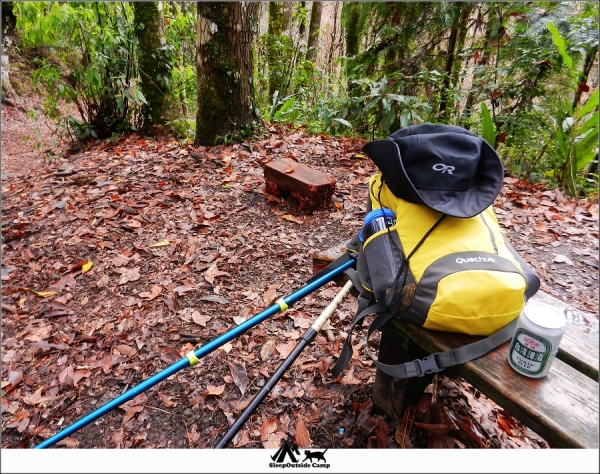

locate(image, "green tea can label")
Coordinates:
507 301 566 378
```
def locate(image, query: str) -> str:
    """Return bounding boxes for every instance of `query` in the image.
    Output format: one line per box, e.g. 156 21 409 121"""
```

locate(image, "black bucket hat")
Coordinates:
362 124 504 218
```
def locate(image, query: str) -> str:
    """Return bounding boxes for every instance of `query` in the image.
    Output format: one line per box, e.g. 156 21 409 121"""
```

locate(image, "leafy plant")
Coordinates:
16 2 146 141
344 77 432 138
265 91 300 124
480 103 496 148
546 22 598 196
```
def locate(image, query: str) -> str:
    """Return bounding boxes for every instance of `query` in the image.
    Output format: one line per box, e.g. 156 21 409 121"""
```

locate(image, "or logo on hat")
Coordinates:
432 163 455 174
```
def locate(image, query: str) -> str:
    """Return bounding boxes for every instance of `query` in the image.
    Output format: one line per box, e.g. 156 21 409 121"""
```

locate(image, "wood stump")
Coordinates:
264 158 336 211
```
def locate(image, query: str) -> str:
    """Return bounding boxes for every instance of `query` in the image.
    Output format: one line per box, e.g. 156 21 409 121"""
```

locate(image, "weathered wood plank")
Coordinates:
386 321 599 449
264 158 336 211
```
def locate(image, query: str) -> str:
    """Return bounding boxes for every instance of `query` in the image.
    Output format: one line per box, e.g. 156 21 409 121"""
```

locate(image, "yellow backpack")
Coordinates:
331 125 540 380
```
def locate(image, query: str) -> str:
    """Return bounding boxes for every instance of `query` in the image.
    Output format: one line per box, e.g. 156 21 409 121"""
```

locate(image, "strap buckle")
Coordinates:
407 353 443 378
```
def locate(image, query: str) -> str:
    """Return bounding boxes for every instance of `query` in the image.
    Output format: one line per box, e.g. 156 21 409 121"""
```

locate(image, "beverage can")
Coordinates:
507 300 567 378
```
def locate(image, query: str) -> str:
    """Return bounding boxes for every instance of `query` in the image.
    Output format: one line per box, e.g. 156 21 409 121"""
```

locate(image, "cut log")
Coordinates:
264 158 336 211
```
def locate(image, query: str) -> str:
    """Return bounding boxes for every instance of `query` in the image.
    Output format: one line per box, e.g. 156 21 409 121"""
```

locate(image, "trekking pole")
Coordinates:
215 279 354 449
35 257 355 449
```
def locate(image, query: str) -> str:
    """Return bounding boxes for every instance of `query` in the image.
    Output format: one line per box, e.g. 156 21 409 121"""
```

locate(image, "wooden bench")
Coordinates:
311 246 599 449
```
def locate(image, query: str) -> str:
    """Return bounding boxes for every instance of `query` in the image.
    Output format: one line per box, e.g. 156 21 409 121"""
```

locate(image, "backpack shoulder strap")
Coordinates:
368 317 518 379
330 268 381 378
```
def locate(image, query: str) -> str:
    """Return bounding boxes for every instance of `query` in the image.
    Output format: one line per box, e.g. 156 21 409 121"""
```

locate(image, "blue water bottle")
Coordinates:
360 208 396 243
360 208 407 312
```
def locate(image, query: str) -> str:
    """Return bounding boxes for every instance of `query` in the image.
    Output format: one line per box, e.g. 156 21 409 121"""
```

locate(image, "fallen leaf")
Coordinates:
262 432 287 449
117 267 141 285
22 387 50 405
139 284 162 300
122 406 144 425
173 285 195 295
228 362 249 396
221 343 233 353
82 261 93 273
6 410 30 432
497 414 514 436
69 260 89 272
73 369 90 386
284 165 294 173
126 220 142 229
191 311 211 327
275 341 295 359
59 365 75 388
93 354 125 374
260 417 278 441
282 214 305 224
115 345 137 358
199 295 229 304
260 340 276 361
8 368 23 385
204 263 229 285
34 291 57 298
48 273 77 291
263 287 278 306
414 422 452 437
56 437 80 448
294 418 312 448
96 274 110 288
293 314 312 329
151 239 170 247
553 253 573 265
158 391 176 408
164 293 178 312
30 341 69 351
204 384 226 396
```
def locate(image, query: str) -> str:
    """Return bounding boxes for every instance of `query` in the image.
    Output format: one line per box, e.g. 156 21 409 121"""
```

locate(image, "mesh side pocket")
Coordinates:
363 229 416 314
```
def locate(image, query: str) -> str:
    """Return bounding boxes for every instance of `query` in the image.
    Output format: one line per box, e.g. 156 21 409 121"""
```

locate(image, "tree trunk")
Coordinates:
306 1 323 63
460 9 495 127
572 48 598 112
343 2 360 59
133 1 169 133
343 2 361 94
282 2 293 35
1 1 17 103
195 2 258 146
437 2 464 120
440 2 473 122
297 1 307 41
267 2 287 98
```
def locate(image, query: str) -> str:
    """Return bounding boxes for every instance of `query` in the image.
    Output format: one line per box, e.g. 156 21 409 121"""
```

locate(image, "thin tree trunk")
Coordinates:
195 2 258 146
438 2 464 119
446 3 473 122
282 1 293 35
461 9 495 127
134 1 169 132
306 1 323 63
298 1 307 42
1 1 17 104
268 2 287 98
325 1 342 76
572 49 598 112
343 2 361 94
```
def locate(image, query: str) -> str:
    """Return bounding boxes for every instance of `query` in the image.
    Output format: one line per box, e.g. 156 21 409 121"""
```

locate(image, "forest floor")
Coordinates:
1 93 598 455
